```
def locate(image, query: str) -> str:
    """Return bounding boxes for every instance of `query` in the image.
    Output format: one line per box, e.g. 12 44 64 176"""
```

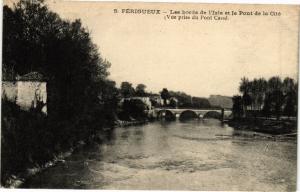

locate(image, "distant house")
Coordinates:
2 72 47 113
149 95 163 106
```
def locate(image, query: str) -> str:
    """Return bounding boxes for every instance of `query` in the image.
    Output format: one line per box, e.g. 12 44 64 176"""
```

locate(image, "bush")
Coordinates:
120 99 147 120
1 99 50 184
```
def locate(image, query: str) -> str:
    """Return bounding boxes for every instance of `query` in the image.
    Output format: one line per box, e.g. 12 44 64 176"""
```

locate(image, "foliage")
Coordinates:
262 93 272 118
235 76 297 119
2 0 121 184
120 99 147 120
1 99 50 184
169 97 177 108
191 97 211 108
3 0 119 130
160 88 170 106
168 91 211 109
5 1 112 114
120 82 135 98
283 78 297 118
135 84 147 97
232 95 243 119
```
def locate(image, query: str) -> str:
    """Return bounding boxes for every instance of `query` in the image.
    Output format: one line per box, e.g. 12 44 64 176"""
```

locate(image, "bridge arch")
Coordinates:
179 110 199 120
203 111 222 120
157 109 176 121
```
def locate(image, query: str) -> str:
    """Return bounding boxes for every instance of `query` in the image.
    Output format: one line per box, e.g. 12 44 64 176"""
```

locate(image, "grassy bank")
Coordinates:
227 117 297 136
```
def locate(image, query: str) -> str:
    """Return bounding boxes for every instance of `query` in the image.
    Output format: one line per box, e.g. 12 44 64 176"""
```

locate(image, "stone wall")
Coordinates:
2 81 17 102
2 81 47 113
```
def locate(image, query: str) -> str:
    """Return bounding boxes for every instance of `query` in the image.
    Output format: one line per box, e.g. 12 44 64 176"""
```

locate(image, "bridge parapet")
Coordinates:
154 108 232 120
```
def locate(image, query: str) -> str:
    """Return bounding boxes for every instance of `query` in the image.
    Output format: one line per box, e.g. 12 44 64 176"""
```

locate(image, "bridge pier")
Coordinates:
221 108 224 122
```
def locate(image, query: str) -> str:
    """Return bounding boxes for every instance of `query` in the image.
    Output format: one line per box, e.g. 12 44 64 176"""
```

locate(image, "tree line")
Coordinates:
119 82 212 109
232 76 297 120
2 0 120 184
160 88 212 109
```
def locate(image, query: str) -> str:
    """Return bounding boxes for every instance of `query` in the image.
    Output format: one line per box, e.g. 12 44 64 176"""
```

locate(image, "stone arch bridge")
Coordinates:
152 108 232 121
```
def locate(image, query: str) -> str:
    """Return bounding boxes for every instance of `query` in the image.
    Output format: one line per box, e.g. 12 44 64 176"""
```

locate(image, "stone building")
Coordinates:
2 72 47 113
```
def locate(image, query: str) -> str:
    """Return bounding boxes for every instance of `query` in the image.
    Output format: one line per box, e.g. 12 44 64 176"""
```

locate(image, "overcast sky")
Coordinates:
5 1 299 97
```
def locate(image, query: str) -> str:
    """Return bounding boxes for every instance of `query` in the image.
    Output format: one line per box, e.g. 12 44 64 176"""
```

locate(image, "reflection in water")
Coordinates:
23 119 296 191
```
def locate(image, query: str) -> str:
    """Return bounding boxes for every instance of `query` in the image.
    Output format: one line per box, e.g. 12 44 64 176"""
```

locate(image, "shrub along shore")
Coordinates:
1 99 149 188
228 117 297 136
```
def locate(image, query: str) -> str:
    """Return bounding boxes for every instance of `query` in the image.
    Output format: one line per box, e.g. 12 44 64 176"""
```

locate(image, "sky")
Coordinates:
5 0 299 97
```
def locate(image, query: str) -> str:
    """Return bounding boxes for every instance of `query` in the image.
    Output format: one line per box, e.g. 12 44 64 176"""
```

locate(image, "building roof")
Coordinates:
17 72 46 81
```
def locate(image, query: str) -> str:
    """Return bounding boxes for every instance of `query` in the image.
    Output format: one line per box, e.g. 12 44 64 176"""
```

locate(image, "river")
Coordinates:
22 119 297 191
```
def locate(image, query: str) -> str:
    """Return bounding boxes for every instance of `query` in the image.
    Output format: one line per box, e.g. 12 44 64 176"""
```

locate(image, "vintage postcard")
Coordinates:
1 0 299 191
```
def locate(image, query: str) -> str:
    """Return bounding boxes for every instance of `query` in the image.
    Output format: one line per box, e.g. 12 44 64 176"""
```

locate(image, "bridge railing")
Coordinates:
154 107 231 111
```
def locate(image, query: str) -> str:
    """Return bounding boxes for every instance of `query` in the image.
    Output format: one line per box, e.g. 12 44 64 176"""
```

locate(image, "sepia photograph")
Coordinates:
1 0 299 191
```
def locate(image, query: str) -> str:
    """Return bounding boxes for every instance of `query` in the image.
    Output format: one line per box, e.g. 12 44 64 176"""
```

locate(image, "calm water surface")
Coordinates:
23 119 297 191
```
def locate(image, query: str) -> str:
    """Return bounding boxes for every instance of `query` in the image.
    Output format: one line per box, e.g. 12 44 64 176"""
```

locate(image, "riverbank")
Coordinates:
115 119 148 127
3 140 84 188
3 118 148 188
227 118 297 136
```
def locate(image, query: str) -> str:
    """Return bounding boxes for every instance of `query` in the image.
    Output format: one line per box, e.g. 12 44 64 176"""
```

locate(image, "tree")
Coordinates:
262 93 272 119
284 91 297 118
3 0 116 153
2 0 122 183
166 90 211 109
135 84 146 97
120 82 135 98
237 76 297 120
97 80 121 125
271 90 284 120
268 76 282 93
239 77 252 116
242 92 252 116
122 99 147 120
190 97 211 108
283 77 297 118
256 78 267 111
232 95 243 119
160 88 170 106
282 77 295 95
267 77 283 120
239 77 250 94
169 98 177 108
250 79 258 110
